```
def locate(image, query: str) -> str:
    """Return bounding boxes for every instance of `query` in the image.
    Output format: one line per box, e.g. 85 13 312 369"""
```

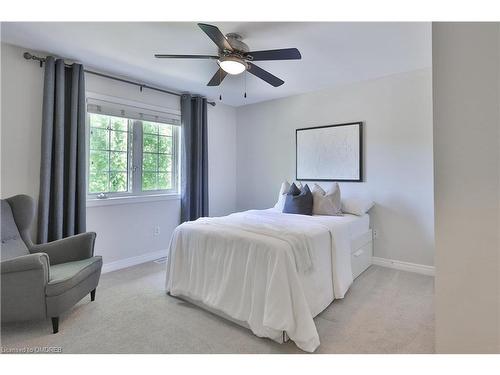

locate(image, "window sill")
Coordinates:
86 193 180 208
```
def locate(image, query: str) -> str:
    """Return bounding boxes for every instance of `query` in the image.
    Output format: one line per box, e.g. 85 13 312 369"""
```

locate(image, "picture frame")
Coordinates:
296 122 363 182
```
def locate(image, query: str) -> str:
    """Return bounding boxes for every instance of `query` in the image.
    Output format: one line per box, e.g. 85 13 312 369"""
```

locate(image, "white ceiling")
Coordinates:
1 22 431 107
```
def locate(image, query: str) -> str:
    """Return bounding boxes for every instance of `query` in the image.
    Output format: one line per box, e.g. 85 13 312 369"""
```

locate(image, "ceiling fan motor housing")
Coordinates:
217 33 250 74
224 33 249 54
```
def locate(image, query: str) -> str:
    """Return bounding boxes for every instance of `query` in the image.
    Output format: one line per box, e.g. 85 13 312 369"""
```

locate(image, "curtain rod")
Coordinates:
23 52 216 106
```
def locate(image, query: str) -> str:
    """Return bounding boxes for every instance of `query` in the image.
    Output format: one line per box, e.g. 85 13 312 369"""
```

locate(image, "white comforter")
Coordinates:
165 209 353 352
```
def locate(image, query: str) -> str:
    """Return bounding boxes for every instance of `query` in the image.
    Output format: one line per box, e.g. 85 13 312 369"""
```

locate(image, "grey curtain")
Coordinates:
180 94 209 222
37 57 86 243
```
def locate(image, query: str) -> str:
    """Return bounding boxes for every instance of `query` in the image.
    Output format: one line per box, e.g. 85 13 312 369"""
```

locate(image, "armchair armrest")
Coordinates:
30 232 96 265
1 253 50 322
1 253 49 276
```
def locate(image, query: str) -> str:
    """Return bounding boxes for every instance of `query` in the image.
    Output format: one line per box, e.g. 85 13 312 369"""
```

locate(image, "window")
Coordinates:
141 121 175 191
88 114 130 194
86 97 180 200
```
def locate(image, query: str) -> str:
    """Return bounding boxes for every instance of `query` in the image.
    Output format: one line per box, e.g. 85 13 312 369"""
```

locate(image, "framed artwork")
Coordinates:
296 122 363 182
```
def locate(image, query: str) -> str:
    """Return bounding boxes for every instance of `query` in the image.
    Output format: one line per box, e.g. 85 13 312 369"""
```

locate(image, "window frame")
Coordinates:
130 120 180 197
85 93 181 203
87 115 133 198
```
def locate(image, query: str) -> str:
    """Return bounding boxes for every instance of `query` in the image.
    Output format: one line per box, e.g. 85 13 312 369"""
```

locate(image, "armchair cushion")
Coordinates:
1 200 29 260
46 256 102 297
31 232 96 265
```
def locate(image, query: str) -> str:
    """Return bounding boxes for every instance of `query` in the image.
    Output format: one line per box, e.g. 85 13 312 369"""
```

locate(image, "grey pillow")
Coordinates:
312 183 343 216
283 183 313 215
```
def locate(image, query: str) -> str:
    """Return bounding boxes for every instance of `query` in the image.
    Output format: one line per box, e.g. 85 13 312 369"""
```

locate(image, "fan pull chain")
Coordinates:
219 68 222 101
244 71 247 98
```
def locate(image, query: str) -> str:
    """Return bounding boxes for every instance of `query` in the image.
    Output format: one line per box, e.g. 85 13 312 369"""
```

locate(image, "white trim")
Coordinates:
87 193 180 207
102 249 168 274
86 91 180 116
372 256 435 276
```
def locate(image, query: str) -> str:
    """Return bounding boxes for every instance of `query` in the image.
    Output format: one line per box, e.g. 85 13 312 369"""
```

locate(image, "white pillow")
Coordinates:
312 183 343 216
341 197 375 216
273 181 304 211
274 181 290 211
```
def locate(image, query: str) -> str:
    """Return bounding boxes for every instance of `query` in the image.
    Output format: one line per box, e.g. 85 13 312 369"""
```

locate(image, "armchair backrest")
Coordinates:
1 195 35 261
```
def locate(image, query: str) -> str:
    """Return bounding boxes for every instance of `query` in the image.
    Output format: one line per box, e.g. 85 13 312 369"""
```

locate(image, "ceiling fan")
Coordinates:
154 23 302 87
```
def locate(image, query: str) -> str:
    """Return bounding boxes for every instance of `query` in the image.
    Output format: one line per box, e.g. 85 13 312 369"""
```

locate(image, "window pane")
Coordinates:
88 113 131 196
110 130 127 151
143 133 158 153
90 128 109 150
89 113 109 129
158 172 171 190
159 136 172 154
159 124 172 136
111 117 127 131
110 151 127 171
89 172 108 193
110 172 127 192
89 150 109 173
143 153 157 172
142 172 157 191
143 121 158 134
88 114 178 197
158 154 171 171
141 122 176 192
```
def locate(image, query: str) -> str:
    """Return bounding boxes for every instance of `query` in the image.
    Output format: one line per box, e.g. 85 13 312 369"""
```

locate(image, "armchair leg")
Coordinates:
51 317 59 334
90 289 96 301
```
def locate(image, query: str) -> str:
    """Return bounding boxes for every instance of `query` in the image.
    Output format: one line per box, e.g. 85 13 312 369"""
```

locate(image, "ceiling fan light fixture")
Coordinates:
155 23 301 87
218 56 247 75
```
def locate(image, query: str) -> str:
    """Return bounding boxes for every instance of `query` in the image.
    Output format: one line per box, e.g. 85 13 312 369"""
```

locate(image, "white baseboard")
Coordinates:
102 249 168 274
372 256 435 276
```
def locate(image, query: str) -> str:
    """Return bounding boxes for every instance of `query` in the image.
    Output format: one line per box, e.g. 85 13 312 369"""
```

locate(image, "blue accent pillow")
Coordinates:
283 183 313 215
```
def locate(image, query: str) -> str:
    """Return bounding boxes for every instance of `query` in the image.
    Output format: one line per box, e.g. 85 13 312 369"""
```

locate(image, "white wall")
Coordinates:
1 42 238 267
208 103 237 217
432 23 500 354
236 69 434 267
497 27 500 353
1 43 44 203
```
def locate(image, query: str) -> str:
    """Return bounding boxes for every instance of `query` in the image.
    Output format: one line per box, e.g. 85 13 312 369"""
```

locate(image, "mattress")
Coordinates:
297 213 371 317
312 213 370 239
266 208 370 239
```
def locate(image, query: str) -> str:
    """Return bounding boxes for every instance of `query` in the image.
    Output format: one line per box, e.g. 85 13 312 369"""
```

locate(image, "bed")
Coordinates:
165 208 372 352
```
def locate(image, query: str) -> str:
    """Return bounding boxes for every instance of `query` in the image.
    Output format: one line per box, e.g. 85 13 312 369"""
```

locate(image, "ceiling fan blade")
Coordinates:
247 63 284 87
198 23 233 52
207 68 228 86
246 48 302 61
154 54 219 59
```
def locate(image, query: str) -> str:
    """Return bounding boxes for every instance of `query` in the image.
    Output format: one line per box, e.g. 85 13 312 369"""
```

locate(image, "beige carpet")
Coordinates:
1 263 434 353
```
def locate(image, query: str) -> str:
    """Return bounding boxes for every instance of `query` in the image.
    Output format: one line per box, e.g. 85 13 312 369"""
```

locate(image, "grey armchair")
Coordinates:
1 195 102 333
